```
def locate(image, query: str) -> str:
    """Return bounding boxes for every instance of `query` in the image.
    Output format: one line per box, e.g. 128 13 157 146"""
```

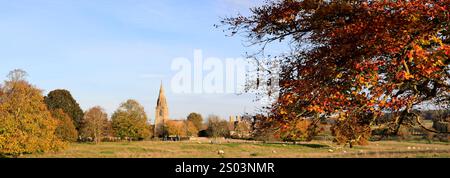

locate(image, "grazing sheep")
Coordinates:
218 150 225 155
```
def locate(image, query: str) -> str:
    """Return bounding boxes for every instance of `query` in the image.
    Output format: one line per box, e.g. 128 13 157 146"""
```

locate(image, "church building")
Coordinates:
154 82 169 137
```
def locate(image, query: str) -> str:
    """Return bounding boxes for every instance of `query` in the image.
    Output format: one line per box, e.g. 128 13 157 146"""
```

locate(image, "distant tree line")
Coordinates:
0 69 154 157
0 69 254 157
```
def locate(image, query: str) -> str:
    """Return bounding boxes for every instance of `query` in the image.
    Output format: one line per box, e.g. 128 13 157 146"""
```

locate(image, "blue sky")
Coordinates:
0 0 268 121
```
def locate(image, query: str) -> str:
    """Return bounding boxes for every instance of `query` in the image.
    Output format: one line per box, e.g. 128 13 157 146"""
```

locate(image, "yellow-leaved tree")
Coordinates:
0 69 66 157
51 109 79 142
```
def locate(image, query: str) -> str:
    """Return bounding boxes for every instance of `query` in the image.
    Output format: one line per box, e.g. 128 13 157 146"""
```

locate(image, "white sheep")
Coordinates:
218 150 225 155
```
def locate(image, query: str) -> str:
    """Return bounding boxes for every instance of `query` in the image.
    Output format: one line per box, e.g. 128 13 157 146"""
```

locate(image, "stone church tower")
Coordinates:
154 82 169 137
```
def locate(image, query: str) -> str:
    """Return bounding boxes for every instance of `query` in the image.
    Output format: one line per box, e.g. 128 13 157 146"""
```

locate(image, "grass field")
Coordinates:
24 139 450 158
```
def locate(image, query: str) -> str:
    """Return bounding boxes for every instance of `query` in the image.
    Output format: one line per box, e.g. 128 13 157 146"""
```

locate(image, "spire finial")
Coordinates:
159 80 164 94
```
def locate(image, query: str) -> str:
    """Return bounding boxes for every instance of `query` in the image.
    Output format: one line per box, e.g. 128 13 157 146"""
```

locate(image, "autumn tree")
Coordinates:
185 120 199 137
222 0 450 147
206 115 230 138
6 69 28 82
51 109 78 142
111 99 151 140
44 89 84 131
80 106 109 144
166 120 186 137
187 112 204 130
0 70 65 156
233 120 253 139
103 119 114 139
166 120 199 137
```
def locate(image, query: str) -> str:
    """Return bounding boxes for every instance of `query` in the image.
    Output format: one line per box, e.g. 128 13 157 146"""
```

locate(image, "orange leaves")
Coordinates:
423 67 436 75
224 0 450 144
372 65 379 72
279 108 288 115
307 105 324 113
407 50 414 62
396 71 414 81
441 45 450 58
357 75 366 84
279 93 296 109
355 63 363 71
378 99 388 108
406 37 449 78
404 72 414 80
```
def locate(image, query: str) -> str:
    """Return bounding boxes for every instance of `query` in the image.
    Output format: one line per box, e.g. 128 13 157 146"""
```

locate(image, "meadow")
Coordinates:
25 139 450 158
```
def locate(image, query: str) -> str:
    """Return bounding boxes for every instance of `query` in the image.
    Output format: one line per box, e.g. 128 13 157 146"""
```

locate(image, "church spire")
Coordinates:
155 81 169 137
159 81 165 97
157 81 167 107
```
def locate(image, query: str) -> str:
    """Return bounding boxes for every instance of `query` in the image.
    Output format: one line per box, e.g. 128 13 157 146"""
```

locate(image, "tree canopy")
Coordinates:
222 0 450 146
187 112 204 130
206 115 230 138
111 99 151 140
44 89 84 131
0 70 65 156
80 106 109 144
51 109 79 142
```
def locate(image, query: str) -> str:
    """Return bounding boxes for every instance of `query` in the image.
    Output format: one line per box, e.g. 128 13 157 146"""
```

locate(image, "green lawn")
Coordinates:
24 139 450 158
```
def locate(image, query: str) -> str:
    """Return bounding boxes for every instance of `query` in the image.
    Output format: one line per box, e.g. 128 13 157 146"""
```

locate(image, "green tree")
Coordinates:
80 106 108 144
51 109 78 142
0 70 65 156
111 99 151 140
44 89 84 131
187 112 204 131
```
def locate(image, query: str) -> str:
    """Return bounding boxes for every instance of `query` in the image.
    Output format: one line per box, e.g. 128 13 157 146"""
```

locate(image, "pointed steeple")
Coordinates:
155 81 169 137
157 81 167 108
158 81 165 101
